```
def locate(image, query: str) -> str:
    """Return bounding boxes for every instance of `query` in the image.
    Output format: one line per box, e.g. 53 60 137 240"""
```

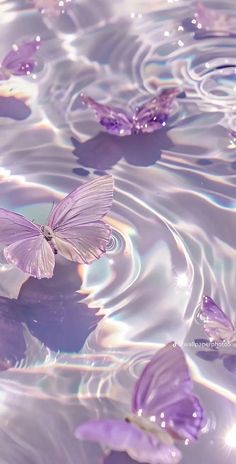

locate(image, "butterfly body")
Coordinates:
41 226 58 254
0 176 113 279
41 225 53 241
125 414 175 446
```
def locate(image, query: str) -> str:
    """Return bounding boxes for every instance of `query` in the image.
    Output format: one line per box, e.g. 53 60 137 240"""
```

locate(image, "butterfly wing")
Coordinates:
132 343 204 440
48 175 113 228
51 222 111 264
1 40 40 77
4 236 55 279
200 295 235 343
135 88 180 134
0 208 55 279
48 175 113 264
75 419 182 464
0 208 42 244
81 93 132 136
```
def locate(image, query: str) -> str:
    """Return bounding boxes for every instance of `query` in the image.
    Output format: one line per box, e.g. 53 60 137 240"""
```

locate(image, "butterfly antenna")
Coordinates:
43 201 55 227
46 201 55 223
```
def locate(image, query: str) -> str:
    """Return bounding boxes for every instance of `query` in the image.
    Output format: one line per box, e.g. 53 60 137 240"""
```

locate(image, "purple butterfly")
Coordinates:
200 296 236 345
0 38 40 81
0 175 113 279
80 88 180 136
75 343 204 464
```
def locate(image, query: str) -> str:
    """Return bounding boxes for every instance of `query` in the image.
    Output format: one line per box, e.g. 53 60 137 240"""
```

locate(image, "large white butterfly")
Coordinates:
0 175 113 279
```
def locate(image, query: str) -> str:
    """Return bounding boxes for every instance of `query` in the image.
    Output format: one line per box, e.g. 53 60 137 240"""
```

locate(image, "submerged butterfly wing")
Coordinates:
132 343 204 440
48 175 113 264
75 419 182 464
81 93 132 136
135 88 180 134
1 40 40 77
200 295 235 343
0 208 54 279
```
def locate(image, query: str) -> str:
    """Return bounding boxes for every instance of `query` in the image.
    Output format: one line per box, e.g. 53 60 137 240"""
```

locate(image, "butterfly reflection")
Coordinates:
75 343 204 464
0 96 31 120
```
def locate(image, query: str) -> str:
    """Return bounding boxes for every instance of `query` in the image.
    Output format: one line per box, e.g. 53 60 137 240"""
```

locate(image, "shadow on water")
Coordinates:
72 127 173 174
104 451 142 464
0 96 31 120
0 262 102 369
195 338 236 374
